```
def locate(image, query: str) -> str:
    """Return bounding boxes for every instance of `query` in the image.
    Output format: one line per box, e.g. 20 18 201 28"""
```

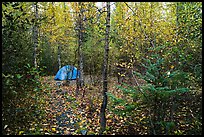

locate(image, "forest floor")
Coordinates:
37 75 145 135
35 75 115 135
3 75 121 135
38 75 202 135
3 75 202 135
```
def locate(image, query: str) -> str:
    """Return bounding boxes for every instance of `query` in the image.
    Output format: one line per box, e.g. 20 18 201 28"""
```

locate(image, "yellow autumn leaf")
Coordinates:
170 65 174 69
52 127 56 132
106 114 111 118
19 131 24 135
81 119 86 124
144 126 148 130
107 119 112 124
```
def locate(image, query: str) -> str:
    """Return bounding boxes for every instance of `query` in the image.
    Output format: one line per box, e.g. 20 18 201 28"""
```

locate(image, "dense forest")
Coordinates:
2 2 202 135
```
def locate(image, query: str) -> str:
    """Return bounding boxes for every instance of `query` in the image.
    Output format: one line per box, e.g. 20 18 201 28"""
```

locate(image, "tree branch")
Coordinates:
124 2 155 48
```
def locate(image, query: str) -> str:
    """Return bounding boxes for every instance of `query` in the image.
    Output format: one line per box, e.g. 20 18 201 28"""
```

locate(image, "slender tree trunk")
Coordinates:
150 3 154 48
133 3 140 53
78 2 85 88
64 2 68 36
32 2 38 68
100 2 110 134
175 3 181 68
176 3 180 38
64 2 67 22
58 45 61 69
76 2 85 96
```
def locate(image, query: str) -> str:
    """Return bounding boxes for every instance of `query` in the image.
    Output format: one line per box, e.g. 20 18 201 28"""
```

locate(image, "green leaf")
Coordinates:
16 74 23 79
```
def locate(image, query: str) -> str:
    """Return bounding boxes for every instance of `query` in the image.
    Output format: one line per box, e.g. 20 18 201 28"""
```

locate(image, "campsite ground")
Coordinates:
2 75 202 135
34 76 203 135
28 75 114 135
31 75 148 135
37 75 203 135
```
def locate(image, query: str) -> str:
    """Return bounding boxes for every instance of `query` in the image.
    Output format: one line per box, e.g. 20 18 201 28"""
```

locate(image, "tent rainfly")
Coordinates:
54 65 80 81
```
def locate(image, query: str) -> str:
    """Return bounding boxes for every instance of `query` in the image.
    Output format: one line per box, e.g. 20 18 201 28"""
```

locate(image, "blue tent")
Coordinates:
54 65 80 81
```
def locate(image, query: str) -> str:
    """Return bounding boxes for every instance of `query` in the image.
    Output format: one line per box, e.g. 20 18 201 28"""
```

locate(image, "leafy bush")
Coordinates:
2 64 47 135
